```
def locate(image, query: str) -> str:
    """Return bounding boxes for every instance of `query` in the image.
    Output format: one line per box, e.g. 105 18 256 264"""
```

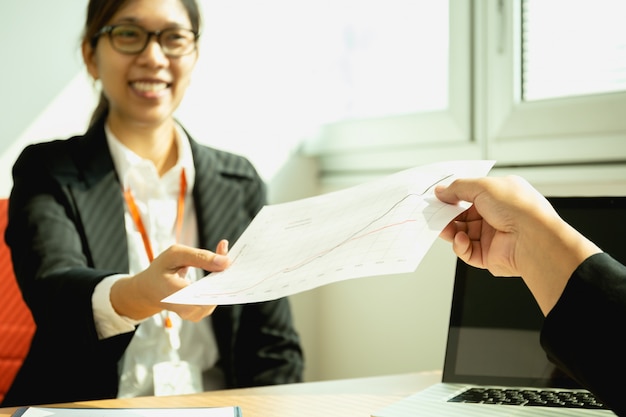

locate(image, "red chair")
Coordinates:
0 199 35 403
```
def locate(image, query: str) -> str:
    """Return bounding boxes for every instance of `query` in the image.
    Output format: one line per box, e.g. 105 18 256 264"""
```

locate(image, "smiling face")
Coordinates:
83 0 198 130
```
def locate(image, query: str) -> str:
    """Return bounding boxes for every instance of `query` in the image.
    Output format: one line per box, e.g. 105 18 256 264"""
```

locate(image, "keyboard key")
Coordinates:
448 387 608 409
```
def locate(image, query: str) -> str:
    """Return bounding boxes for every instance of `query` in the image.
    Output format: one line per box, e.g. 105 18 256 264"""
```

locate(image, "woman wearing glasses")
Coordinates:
2 0 303 407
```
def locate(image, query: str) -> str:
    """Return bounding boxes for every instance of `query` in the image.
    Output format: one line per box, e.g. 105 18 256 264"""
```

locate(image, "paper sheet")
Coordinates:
163 160 495 305
12 407 241 417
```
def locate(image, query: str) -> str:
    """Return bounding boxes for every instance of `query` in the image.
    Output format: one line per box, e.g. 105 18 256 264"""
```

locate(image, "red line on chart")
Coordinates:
200 217 419 298
282 218 417 273
195 174 453 298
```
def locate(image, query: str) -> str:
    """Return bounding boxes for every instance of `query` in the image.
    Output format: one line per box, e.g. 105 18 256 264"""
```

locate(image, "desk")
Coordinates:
0 371 440 417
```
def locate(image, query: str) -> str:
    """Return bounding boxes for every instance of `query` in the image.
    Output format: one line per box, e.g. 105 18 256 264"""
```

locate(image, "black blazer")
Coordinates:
2 115 303 407
541 253 626 415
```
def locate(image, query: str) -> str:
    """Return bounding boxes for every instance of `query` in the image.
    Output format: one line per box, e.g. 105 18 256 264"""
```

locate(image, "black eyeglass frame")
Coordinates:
91 24 200 57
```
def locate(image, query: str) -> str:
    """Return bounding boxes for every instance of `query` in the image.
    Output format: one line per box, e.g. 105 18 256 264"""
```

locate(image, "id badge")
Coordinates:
153 361 202 396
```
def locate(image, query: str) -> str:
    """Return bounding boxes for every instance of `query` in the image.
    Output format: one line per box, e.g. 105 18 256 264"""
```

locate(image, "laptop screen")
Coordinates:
442 196 626 388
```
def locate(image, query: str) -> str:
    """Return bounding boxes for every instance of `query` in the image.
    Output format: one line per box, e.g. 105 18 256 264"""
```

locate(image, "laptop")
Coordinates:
373 196 626 416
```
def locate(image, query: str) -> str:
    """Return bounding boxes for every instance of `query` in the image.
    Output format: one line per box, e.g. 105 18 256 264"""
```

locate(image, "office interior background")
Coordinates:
1 0 625 383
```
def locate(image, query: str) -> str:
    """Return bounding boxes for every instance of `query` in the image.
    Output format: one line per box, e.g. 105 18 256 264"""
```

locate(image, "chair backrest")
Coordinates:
0 198 35 403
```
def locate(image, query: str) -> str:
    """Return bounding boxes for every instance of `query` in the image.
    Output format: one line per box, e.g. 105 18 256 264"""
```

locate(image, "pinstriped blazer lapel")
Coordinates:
69 121 129 273
67 124 260 274
192 141 237 251
189 139 257 253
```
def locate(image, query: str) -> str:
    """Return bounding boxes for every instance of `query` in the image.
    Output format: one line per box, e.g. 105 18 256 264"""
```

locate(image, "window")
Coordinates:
181 1 626 178
484 0 626 166
181 1 470 178
322 0 449 121
521 0 626 101
304 0 475 172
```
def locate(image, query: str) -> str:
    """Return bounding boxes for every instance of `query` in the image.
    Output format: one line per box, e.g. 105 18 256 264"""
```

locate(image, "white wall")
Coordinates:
0 1 315 196
297 239 457 381
0 1 90 196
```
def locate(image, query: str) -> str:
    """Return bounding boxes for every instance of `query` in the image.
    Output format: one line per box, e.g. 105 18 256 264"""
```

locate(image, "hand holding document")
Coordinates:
163 160 495 306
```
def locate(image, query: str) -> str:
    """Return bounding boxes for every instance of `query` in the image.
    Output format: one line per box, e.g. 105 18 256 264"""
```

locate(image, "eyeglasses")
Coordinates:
93 24 199 57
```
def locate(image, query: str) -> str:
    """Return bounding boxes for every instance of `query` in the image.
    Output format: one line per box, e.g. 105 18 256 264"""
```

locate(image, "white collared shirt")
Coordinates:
91 124 220 397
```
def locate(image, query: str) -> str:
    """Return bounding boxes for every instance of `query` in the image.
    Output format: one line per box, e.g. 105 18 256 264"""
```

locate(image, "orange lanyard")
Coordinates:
122 168 187 331
123 168 187 262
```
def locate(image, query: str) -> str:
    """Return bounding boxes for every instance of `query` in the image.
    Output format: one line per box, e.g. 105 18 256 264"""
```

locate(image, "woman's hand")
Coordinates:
111 240 230 321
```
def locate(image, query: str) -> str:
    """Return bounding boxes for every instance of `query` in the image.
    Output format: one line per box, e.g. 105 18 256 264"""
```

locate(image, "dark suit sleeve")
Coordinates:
540 252 626 415
3 140 131 405
8 144 105 326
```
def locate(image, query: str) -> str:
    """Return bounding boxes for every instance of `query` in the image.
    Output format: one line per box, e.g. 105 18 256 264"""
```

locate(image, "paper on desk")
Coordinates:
163 160 495 306
11 407 242 417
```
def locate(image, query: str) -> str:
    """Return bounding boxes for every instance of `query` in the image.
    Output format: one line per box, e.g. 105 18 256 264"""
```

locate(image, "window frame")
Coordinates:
482 0 626 165
309 0 626 179
303 0 478 173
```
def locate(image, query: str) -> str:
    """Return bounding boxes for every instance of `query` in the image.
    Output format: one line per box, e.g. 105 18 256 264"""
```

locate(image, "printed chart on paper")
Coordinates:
164 160 494 305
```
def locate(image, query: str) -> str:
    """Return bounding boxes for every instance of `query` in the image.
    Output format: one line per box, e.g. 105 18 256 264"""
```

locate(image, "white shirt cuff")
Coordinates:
92 274 142 340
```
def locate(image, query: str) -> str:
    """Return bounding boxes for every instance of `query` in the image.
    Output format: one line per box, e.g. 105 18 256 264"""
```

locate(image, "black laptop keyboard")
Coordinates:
448 387 609 409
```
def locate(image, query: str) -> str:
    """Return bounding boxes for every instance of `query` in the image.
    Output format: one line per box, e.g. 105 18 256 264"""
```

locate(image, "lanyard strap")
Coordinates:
123 169 187 332
123 168 187 263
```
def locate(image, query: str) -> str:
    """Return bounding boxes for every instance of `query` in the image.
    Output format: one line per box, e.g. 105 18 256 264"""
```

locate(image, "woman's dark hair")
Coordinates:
83 0 201 126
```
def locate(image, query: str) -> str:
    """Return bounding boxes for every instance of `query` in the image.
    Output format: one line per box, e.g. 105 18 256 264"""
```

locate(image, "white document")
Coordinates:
163 160 495 306
12 407 241 417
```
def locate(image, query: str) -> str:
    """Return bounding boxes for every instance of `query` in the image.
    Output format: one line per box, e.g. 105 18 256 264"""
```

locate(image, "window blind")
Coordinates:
522 0 626 101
